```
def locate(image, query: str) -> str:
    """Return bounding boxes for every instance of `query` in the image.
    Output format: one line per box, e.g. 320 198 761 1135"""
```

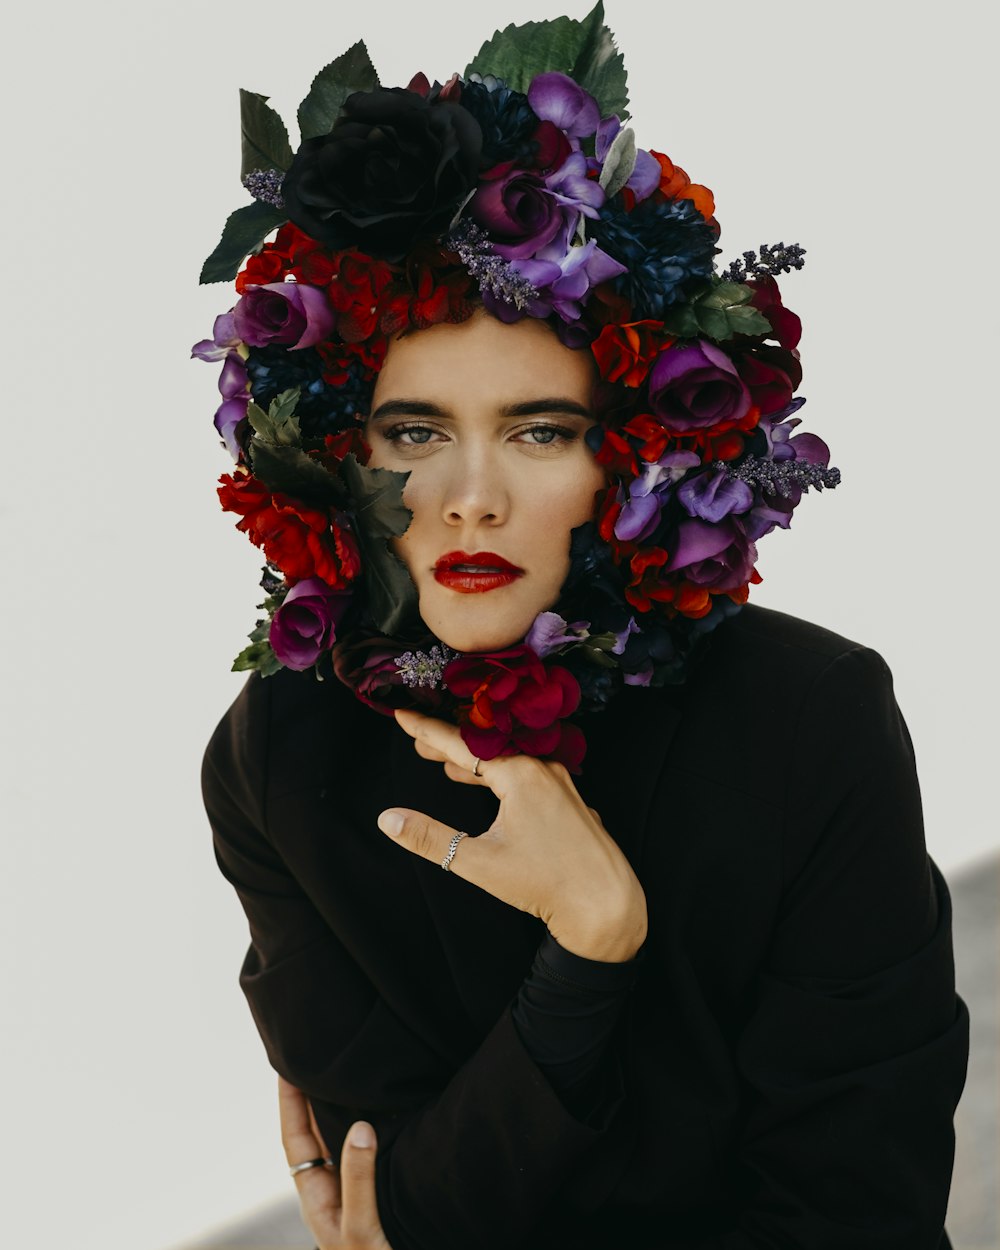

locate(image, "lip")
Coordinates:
433 550 525 594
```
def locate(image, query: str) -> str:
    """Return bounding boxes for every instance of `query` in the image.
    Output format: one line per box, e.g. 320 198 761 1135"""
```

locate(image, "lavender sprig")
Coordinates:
242 169 286 211
717 455 841 498
722 242 806 283
396 644 459 690
444 220 539 309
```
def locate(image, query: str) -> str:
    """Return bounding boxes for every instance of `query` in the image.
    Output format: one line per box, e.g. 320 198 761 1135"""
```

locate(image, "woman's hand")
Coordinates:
278 1075 394 1250
379 708 648 963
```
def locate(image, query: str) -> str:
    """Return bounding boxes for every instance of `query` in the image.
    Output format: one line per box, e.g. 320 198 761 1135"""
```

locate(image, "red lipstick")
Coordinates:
433 550 525 594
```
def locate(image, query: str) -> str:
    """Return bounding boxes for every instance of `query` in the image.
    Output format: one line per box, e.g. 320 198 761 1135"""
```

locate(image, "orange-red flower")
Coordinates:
591 321 672 387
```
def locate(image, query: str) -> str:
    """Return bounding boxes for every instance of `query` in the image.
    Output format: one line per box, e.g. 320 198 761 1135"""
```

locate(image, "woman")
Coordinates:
197 9 969 1247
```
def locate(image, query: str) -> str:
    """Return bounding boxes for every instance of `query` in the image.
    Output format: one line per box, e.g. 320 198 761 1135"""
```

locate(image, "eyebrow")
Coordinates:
368 397 593 422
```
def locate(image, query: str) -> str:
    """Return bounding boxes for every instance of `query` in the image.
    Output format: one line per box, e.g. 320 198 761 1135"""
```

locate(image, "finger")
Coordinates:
307 1098 331 1158
377 807 488 883
278 1077 341 1207
340 1121 381 1243
394 709 481 774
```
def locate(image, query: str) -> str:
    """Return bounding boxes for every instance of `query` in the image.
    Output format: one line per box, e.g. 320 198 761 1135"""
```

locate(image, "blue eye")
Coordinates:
385 424 435 445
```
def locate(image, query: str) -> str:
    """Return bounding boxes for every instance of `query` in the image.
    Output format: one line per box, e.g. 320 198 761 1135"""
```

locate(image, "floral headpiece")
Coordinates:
193 2 839 773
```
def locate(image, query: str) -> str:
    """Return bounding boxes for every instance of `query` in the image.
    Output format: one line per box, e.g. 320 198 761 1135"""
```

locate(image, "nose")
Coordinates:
441 444 510 527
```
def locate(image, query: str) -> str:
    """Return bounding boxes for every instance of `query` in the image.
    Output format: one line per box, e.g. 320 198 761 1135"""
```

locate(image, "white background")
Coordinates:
1 2 995 1247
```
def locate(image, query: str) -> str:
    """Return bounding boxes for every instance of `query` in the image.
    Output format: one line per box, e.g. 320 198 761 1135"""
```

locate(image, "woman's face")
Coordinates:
364 309 608 653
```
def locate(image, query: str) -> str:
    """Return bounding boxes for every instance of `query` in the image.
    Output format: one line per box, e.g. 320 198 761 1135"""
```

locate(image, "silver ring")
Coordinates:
441 831 468 872
289 1156 333 1177
473 757 482 777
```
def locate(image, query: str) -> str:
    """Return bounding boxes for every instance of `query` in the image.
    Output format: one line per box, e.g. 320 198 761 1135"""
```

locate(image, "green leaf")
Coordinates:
232 638 282 676
725 305 773 336
338 453 418 634
239 89 294 178
297 41 380 141
693 305 731 340
247 389 303 446
465 1 628 122
199 201 287 284
700 281 753 310
660 304 699 337
249 441 342 506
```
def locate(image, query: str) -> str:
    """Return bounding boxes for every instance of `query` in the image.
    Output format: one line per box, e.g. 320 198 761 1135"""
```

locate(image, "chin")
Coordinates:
420 599 536 654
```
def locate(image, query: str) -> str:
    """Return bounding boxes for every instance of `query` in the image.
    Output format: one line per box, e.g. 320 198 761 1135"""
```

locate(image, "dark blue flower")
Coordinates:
592 195 718 317
245 346 370 437
460 76 540 169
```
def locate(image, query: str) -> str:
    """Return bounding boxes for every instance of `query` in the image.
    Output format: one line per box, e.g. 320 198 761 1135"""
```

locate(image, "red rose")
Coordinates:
217 471 360 589
591 320 672 387
443 646 585 773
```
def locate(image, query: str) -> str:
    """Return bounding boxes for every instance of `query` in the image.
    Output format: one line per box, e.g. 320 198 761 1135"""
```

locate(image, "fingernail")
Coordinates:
350 1122 375 1148
378 811 404 838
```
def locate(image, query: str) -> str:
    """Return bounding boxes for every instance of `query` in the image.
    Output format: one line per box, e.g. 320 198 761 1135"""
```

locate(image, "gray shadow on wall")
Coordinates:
171 855 999 1250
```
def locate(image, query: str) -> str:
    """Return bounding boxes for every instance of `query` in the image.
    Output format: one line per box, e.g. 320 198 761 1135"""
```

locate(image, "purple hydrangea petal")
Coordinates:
677 468 754 521
528 72 600 138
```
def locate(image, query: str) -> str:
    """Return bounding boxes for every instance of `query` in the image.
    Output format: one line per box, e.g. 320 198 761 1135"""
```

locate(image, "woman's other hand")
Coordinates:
278 1075 394 1250
379 708 648 963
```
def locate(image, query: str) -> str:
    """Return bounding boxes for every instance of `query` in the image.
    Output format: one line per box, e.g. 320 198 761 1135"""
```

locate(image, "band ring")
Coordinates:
289 1156 333 1177
473 757 483 777
441 831 468 872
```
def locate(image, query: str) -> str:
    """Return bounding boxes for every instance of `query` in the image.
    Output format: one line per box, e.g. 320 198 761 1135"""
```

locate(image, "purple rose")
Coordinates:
664 517 757 591
470 151 603 261
233 282 336 350
648 340 752 434
269 578 352 671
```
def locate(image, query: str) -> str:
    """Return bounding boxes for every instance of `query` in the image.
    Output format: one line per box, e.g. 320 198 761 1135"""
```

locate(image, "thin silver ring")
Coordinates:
441 831 468 872
289 1156 333 1177
473 757 483 777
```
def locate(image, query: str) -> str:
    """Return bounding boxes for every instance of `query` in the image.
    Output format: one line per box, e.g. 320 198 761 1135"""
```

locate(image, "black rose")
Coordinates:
281 87 482 262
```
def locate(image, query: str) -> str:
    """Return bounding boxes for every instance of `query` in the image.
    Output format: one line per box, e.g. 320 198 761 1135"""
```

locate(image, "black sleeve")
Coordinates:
512 930 644 1123
655 647 969 1250
203 674 637 1250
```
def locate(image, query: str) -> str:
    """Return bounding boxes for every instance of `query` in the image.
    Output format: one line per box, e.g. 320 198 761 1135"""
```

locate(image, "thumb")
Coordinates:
340 1121 380 1240
377 808 474 875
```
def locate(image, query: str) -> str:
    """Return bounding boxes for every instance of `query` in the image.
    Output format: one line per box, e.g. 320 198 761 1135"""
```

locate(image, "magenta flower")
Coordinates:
269 577 352 670
233 281 336 350
648 340 752 434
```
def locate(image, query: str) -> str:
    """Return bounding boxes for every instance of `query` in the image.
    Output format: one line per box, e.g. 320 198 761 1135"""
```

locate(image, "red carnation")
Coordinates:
443 646 585 773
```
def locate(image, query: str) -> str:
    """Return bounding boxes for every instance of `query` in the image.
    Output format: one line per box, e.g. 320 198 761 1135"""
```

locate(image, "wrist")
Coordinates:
549 914 647 964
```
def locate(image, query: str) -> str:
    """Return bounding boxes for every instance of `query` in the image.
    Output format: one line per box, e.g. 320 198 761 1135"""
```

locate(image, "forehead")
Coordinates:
372 310 596 404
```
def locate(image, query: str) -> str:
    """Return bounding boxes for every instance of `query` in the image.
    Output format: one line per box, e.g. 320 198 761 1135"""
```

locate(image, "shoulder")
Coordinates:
664 604 907 786
202 665 370 813
686 603 896 712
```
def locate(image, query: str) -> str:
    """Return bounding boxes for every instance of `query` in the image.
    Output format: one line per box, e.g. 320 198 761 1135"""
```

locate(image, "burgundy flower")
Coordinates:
443 645 585 772
232 282 336 350
648 340 752 435
269 577 352 670
331 634 445 715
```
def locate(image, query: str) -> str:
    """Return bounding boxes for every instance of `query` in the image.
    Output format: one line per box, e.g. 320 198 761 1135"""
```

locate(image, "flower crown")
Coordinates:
193 2 839 773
